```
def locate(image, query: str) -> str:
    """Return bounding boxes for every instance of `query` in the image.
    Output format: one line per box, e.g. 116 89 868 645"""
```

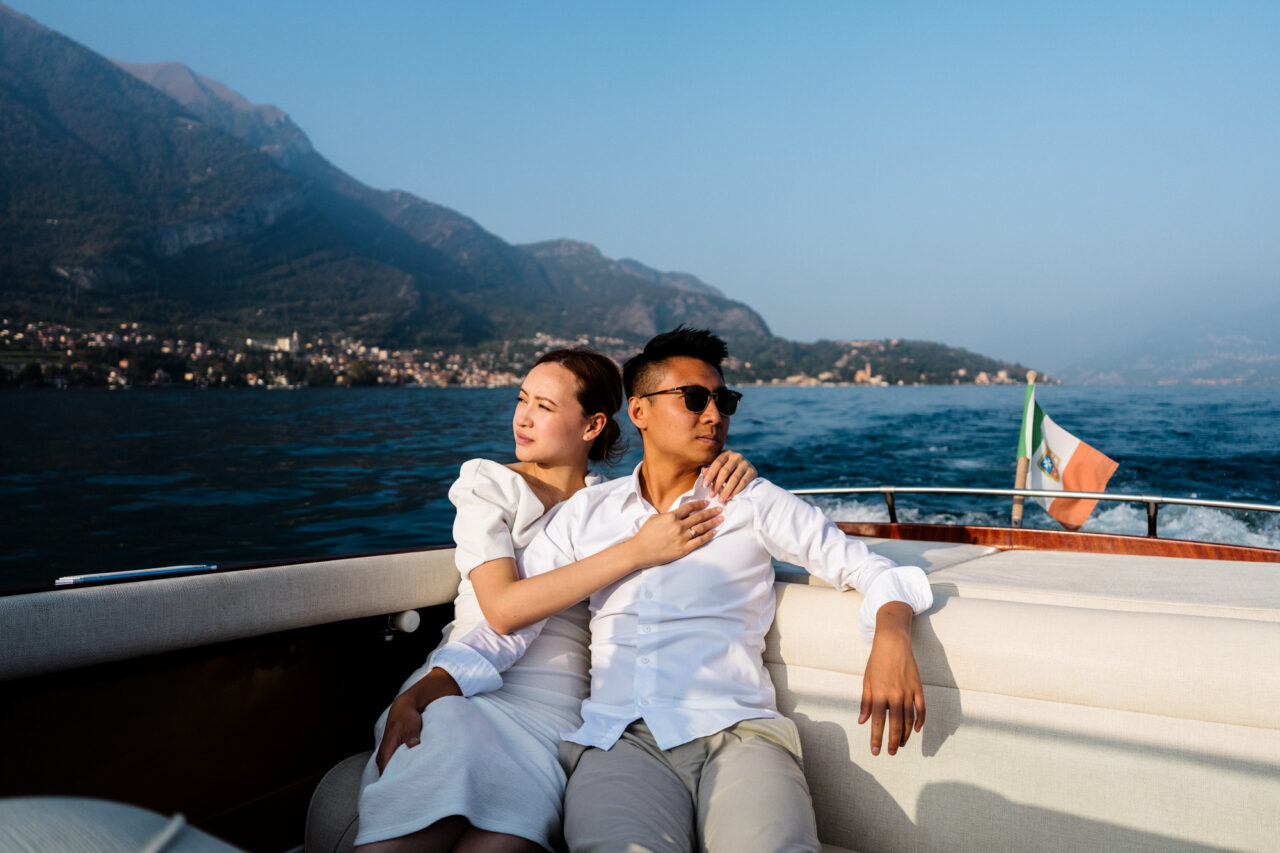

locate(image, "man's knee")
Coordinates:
697 724 818 853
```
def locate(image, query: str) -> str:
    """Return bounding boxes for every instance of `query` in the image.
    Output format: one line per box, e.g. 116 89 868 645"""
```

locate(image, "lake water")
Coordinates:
2 384 1277 593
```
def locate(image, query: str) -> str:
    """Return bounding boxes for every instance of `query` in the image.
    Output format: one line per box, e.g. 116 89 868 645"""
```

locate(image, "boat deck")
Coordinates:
776 526 1280 623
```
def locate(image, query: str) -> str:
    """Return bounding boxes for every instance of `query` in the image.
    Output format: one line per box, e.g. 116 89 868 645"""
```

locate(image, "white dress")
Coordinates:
355 459 593 850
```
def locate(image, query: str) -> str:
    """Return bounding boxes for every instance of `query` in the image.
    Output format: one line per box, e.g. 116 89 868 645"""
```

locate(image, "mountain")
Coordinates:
107 56 771 343
0 3 475 341
1 3 1044 386
0 3 771 347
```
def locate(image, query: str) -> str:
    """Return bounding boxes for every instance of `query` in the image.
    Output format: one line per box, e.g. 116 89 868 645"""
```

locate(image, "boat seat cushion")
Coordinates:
925 548 1280 620
305 752 367 853
775 538 996 585
0 549 459 683
765 580 1280 852
0 797 244 852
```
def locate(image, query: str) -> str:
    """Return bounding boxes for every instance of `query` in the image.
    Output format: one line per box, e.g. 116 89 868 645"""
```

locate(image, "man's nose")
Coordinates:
700 400 721 424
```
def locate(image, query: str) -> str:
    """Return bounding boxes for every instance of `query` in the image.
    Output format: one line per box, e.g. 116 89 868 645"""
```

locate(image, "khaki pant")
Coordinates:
559 717 820 853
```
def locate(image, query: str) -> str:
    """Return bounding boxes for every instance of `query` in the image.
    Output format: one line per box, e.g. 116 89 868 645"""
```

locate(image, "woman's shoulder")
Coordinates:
449 458 527 509
456 457 521 484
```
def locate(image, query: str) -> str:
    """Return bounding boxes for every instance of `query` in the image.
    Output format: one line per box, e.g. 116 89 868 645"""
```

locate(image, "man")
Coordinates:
443 327 932 852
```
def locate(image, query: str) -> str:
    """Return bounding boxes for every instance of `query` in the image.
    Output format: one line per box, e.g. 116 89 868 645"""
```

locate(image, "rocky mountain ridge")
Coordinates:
1 2 1043 386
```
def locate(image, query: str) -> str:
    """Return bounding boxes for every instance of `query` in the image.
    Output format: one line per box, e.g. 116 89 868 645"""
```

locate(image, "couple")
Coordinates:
356 328 933 853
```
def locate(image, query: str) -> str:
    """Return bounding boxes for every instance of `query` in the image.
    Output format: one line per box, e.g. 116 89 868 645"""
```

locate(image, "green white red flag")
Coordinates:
1017 384 1118 530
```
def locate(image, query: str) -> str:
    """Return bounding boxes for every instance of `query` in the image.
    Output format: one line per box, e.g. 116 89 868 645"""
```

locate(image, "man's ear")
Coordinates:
627 396 647 432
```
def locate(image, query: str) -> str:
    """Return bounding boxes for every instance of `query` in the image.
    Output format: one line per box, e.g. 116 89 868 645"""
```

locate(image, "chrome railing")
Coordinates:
790 486 1280 538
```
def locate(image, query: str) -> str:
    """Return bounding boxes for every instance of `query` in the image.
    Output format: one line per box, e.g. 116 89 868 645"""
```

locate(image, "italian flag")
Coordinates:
1017 384 1118 530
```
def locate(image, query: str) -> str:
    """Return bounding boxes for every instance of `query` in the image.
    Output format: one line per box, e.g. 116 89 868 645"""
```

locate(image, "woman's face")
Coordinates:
513 362 595 466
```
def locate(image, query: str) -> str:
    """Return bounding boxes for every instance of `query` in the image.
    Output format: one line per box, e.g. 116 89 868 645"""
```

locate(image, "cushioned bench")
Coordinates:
306 541 1280 852
767 577 1280 851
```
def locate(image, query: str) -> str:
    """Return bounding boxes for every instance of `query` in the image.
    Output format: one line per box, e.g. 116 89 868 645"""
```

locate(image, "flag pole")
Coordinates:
1012 370 1037 528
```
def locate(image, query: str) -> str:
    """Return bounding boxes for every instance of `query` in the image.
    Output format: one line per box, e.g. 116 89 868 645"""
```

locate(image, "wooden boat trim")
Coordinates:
836 521 1280 563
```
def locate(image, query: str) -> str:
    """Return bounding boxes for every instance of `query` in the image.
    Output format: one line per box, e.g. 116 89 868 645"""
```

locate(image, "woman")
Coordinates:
355 348 755 852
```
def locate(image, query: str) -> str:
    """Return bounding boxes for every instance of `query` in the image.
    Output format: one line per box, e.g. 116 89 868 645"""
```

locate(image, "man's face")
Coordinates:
629 356 730 469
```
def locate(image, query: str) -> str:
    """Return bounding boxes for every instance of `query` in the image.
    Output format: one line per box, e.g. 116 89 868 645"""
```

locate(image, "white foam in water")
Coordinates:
807 495 1280 550
1086 503 1280 549
806 496 1003 528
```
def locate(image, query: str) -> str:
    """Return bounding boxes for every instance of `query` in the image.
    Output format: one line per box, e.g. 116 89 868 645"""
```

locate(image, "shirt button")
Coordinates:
640 656 650 664
639 698 649 706
640 625 651 634
644 590 654 600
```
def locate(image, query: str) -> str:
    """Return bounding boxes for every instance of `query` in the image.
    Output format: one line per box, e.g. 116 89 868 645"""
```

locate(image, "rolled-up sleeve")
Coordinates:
428 620 545 696
753 480 933 641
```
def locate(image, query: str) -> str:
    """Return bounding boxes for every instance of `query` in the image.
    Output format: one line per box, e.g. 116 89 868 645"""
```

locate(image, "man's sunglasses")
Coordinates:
638 385 743 416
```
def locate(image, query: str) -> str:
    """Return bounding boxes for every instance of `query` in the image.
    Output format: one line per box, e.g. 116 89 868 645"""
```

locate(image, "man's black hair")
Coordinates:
622 326 729 398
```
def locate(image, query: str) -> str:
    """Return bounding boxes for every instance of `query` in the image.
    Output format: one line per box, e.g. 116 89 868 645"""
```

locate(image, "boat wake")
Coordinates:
808 496 1280 551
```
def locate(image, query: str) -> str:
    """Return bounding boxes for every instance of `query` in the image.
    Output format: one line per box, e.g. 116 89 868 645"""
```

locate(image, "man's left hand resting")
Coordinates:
859 601 925 756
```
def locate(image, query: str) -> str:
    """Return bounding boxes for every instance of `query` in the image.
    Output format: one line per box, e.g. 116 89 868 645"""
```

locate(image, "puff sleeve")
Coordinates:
448 459 522 579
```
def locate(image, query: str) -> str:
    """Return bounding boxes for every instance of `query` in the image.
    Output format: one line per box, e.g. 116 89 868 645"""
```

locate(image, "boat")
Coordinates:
1 488 1278 852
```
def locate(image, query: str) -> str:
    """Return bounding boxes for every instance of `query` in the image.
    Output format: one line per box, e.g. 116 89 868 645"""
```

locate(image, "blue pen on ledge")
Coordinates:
54 564 218 586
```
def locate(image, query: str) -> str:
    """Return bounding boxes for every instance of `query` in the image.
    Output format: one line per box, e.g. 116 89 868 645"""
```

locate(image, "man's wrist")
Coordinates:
874 601 914 642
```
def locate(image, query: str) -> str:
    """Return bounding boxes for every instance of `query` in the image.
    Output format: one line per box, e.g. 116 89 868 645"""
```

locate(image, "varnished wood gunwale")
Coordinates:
835 522 1280 563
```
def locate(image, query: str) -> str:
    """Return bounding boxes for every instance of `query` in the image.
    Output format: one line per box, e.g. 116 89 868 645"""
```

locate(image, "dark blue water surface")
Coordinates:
2 385 1277 592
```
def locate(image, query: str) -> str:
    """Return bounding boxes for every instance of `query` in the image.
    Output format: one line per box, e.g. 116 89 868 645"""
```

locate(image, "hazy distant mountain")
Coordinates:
1061 297 1280 385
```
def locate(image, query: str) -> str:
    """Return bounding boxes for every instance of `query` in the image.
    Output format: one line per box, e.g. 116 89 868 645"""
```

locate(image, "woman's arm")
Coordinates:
470 499 721 633
472 450 759 633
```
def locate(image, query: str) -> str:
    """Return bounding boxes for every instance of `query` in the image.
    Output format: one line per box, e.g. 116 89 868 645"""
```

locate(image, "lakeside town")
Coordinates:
1 319 1036 390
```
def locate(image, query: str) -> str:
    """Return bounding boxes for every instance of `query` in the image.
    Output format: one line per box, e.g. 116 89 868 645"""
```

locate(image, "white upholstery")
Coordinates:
305 752 369 853
855 538 999 574
775 539 997 587
0 797 243 851
766 582 1280 852
293 543 1280 852
925 548 1280 621
0 549 460 682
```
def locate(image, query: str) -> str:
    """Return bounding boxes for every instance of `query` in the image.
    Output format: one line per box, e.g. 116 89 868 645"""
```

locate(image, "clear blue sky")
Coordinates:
12 1 1280 371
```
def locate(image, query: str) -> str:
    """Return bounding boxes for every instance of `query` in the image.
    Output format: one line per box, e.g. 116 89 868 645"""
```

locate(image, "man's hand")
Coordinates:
374 667 462 774
858 602 925 756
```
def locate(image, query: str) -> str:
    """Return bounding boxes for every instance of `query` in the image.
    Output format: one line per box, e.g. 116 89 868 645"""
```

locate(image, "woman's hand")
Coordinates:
629 500 723 569
374 667 462 774
703 450 757 501
376 693 423 774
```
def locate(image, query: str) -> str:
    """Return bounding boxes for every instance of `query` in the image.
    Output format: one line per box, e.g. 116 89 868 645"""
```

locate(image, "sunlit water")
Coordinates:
2 385 1277 592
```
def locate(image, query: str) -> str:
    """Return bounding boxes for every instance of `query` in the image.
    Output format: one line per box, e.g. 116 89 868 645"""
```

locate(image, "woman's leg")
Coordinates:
354 816 469 853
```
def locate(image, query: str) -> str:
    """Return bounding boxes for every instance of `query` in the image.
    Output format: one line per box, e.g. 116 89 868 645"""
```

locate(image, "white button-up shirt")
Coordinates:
431 467 933 751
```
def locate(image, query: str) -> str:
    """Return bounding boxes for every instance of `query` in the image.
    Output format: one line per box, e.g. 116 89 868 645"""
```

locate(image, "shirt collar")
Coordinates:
624 461 715 512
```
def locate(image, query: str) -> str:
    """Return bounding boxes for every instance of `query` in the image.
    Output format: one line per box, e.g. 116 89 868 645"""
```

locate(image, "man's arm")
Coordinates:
753 480 933 756
752 480 933 636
